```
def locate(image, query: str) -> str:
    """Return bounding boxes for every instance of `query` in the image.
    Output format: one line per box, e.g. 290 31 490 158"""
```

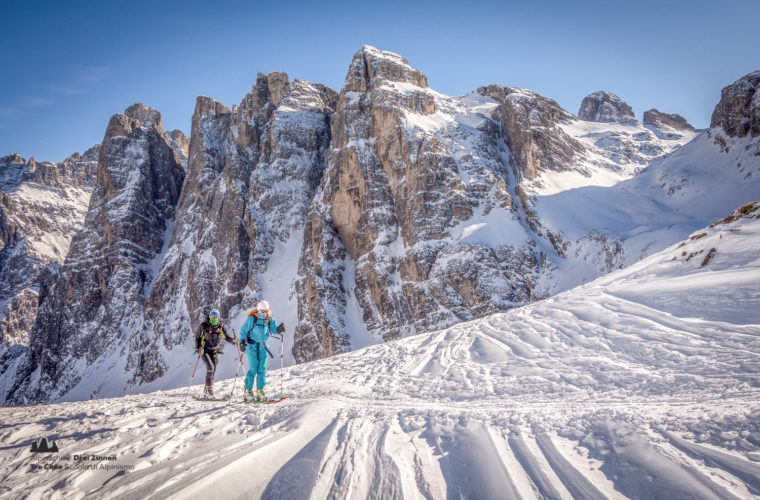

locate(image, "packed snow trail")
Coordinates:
1 203 760 499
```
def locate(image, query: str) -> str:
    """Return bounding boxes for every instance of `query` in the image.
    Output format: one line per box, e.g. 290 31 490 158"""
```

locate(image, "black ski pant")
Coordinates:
201 351 219 389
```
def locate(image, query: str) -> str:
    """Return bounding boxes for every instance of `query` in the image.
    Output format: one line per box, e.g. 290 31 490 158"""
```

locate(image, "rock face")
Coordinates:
132 73 336 384
477 85 585 180
6 104 186 403
710 70 760 138
643 109 695 131
293 46 542 362
163 128 190 166
0 147 99 397
578 91 636 123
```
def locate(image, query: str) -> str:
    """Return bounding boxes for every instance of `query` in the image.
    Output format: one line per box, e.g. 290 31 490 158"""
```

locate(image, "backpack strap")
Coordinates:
254 311 271 326
199 321 226 348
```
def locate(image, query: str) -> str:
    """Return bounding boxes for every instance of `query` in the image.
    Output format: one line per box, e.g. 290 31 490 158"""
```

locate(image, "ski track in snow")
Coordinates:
2 214 760 499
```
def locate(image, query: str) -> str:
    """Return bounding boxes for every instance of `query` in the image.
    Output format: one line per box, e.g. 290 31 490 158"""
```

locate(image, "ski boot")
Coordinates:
203 385 215 399
244 389 256 402
257 388 266 402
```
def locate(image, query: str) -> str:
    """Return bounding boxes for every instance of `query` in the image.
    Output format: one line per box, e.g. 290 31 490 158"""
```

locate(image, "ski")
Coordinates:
192 394 231 401
241 397 286 404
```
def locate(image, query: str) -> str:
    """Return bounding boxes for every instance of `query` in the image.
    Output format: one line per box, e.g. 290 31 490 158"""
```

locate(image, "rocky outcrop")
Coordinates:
477 85 585 180
578 91 636 123
710 70 760 138
7 104 185 403
0 147 99 303
294 46 540 362
0 147 99 401
163 129 190 167
1 148 98 191
643 109 695 131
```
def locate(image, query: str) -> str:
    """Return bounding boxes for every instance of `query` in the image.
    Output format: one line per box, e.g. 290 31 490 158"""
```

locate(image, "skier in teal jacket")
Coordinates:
239 300 284 401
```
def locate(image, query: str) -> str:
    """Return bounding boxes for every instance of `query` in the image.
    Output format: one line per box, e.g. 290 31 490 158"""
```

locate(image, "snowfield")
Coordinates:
2 202 760 499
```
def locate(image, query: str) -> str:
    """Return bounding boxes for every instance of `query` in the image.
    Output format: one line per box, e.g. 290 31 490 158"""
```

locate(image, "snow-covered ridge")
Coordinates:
1 202 759 499
535 118 698 195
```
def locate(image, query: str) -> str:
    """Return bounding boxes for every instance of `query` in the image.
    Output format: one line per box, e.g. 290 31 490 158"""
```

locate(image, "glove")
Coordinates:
231 336 238 343
239 341 246 353
277 323 285 334
196 347 204 356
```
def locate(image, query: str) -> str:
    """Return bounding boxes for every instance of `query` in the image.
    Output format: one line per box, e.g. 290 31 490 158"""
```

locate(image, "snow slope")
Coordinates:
529 115 698 197
1 203 759 499
533 129 760 293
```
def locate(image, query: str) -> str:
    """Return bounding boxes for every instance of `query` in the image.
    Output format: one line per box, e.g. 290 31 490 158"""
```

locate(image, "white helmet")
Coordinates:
256 300 270 312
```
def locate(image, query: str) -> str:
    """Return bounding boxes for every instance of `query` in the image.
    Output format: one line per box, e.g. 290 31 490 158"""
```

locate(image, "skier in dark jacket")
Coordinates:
194 308 237 398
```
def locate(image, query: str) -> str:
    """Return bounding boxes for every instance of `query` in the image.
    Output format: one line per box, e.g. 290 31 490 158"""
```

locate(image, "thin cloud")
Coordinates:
47 85 82 96
44 64 110 97
24 97 55 108
11 64 111 117
0 95 54 121
76 64 111 85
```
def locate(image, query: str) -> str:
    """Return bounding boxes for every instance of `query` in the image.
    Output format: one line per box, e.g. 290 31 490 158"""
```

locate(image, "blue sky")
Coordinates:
1 0 758 162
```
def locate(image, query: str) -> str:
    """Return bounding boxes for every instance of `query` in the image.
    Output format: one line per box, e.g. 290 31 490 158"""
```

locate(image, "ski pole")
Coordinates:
184 354 201 401
279 328 284 398
228 331 245 404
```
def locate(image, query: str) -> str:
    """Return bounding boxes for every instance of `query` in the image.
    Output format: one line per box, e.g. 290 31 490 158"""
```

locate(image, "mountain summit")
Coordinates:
578 91 636 122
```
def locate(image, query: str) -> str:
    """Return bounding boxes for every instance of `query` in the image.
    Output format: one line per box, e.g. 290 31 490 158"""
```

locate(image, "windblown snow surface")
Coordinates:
2 203 760 499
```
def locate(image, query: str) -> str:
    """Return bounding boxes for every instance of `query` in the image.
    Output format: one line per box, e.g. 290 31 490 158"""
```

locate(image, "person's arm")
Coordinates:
222 325 236 344
268 317 278 336
239 317 251 351
194 324 203 351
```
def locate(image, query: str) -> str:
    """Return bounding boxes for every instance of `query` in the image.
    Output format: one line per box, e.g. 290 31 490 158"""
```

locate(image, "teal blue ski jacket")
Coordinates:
240 310 278 344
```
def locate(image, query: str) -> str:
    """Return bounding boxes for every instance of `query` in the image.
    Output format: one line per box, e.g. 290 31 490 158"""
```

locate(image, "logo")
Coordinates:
30 437 59 453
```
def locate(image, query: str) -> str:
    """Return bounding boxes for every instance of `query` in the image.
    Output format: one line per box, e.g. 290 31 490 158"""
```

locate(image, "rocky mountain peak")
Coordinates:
162 129 190 168
106 103 164 140
578 91 636 123
643 109 695 131
343 45 428 93
124 103 162 128
2 153 26 165
259 71 291 107
477 85 583 179
195 95 231 119
241 71 293 123
710 70 760 138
